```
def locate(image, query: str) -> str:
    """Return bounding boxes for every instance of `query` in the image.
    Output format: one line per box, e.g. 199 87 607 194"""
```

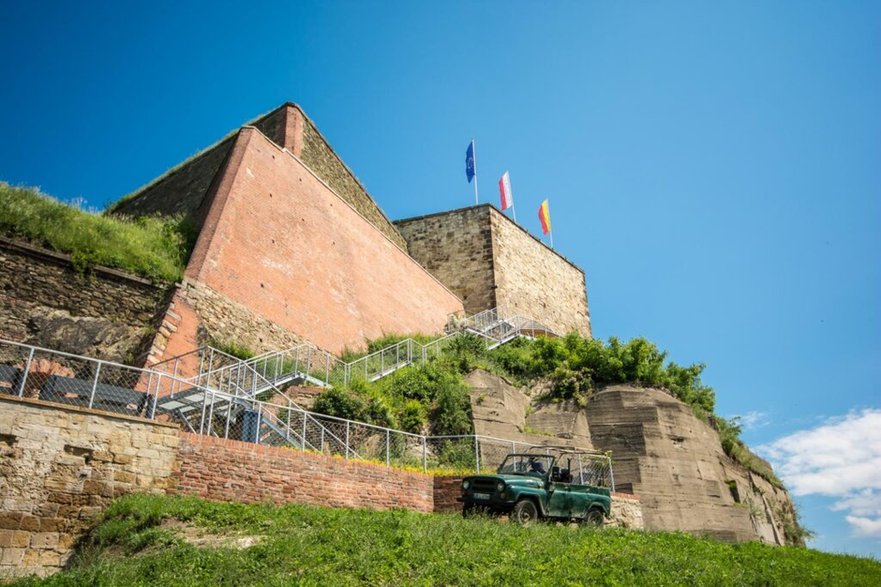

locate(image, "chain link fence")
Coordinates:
0 338 613 488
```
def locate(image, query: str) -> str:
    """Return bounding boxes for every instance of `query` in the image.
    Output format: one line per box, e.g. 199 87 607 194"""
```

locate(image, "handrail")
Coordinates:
184 308 554 391
0 337 611 484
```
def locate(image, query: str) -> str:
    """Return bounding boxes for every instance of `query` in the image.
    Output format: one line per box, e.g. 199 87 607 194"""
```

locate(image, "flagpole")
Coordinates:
511 205 517 223
550 231 554 249
472 138 479 205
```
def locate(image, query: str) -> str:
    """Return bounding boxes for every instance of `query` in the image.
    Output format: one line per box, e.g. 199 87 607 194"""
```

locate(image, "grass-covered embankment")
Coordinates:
0 183 193 282
12 494 880 586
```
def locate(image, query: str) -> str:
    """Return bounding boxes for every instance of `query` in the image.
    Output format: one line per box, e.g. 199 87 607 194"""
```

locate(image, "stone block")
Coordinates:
0 530 29 548
0 512 23 530
113 453 133 465
30 532 59 549
19 515 40 532
0 548 24 566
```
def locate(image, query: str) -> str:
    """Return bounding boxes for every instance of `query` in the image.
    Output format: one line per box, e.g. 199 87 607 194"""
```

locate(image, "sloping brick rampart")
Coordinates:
170 433 436 513
176 127 462 355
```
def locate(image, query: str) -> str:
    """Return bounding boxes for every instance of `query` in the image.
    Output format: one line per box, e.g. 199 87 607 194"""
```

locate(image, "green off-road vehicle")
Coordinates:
460 447 613 525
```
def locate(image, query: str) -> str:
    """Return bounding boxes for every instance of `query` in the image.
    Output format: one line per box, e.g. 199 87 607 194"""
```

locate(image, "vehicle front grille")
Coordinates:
471 478 499 492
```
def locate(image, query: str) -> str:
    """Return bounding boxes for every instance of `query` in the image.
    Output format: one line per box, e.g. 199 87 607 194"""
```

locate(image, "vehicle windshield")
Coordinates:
497 454 554 477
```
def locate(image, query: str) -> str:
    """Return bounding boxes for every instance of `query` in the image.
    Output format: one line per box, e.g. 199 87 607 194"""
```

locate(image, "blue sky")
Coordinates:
2 1 879 557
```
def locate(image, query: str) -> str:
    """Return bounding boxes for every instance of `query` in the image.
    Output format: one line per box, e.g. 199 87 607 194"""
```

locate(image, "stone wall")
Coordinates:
144 279 310 371
608 493 645 529
0 238 170 364
489 208 591 337
395 207 497 315
170 433 436 512
395 205 591 336
176 127 463 356
0 396 179 579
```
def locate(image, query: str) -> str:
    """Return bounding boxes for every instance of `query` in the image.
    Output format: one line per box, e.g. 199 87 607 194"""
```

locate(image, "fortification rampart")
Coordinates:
159 126 462 357
1 397 640 579
396 205 591 337
111 103 407 251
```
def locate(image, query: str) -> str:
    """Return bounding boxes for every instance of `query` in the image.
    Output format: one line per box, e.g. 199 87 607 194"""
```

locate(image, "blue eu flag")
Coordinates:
465 141 475 183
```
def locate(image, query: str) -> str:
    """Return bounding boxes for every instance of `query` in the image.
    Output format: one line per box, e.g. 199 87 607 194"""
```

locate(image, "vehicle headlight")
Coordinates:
496 481 504 492
462 480 470 490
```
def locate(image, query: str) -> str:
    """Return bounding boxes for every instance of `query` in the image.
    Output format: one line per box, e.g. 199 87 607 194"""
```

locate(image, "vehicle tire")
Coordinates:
462 504 477 519
512 499 539 525
582 508 604 527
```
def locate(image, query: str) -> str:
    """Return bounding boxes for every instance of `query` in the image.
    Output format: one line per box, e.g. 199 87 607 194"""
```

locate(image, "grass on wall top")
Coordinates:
0 183 195 283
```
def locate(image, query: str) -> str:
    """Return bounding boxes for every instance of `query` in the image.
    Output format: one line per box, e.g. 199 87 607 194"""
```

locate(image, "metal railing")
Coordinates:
186 308 556 392
0 338 612 486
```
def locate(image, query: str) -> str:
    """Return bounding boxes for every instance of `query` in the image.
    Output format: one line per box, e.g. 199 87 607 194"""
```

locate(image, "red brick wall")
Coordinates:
182 127 463 354
171 433 436 512
433 476 464 513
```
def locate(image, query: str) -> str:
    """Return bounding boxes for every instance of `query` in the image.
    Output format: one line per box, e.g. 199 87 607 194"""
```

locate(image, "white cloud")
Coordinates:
758 409 881 538
846 516 881 538
731 410 770 430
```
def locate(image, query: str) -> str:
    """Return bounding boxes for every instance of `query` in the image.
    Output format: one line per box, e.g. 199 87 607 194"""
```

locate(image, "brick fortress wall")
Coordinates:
111 103 407 251
162 126 462 358
0 238 171 364
396 205 591 337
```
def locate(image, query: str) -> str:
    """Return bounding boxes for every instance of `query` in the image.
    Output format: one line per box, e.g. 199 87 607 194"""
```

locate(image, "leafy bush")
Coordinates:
492 333 715 412
0 183 194 282
312 380 397 429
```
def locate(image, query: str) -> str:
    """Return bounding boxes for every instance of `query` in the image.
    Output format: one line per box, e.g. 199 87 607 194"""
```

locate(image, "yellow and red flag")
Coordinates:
538 199 552 235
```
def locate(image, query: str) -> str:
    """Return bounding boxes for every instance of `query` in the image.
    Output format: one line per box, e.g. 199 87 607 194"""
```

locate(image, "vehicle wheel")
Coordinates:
512 500 539 525
463 504 477 519
582 508 604 527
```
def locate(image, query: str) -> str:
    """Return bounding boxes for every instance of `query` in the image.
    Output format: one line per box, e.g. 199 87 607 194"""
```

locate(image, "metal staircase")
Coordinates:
161 308 556 398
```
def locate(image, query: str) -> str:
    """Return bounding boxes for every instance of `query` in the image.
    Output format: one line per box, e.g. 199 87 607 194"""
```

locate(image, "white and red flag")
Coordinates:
498 171 513 210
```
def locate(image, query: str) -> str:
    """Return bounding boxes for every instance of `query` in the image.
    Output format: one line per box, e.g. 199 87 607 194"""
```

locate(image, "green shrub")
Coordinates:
0 183 194 282
397 399 427 433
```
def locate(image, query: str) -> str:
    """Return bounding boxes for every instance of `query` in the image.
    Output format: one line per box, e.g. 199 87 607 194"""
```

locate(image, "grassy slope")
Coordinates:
0 183 192 283
12 495 880 587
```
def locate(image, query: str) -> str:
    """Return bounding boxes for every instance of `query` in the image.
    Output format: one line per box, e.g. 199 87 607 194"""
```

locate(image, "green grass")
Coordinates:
10 494 880 586
0 183 194 282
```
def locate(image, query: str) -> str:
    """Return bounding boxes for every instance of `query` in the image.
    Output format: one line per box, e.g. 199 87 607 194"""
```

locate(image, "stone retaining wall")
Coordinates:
0 396 179 579
0 238 170 364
